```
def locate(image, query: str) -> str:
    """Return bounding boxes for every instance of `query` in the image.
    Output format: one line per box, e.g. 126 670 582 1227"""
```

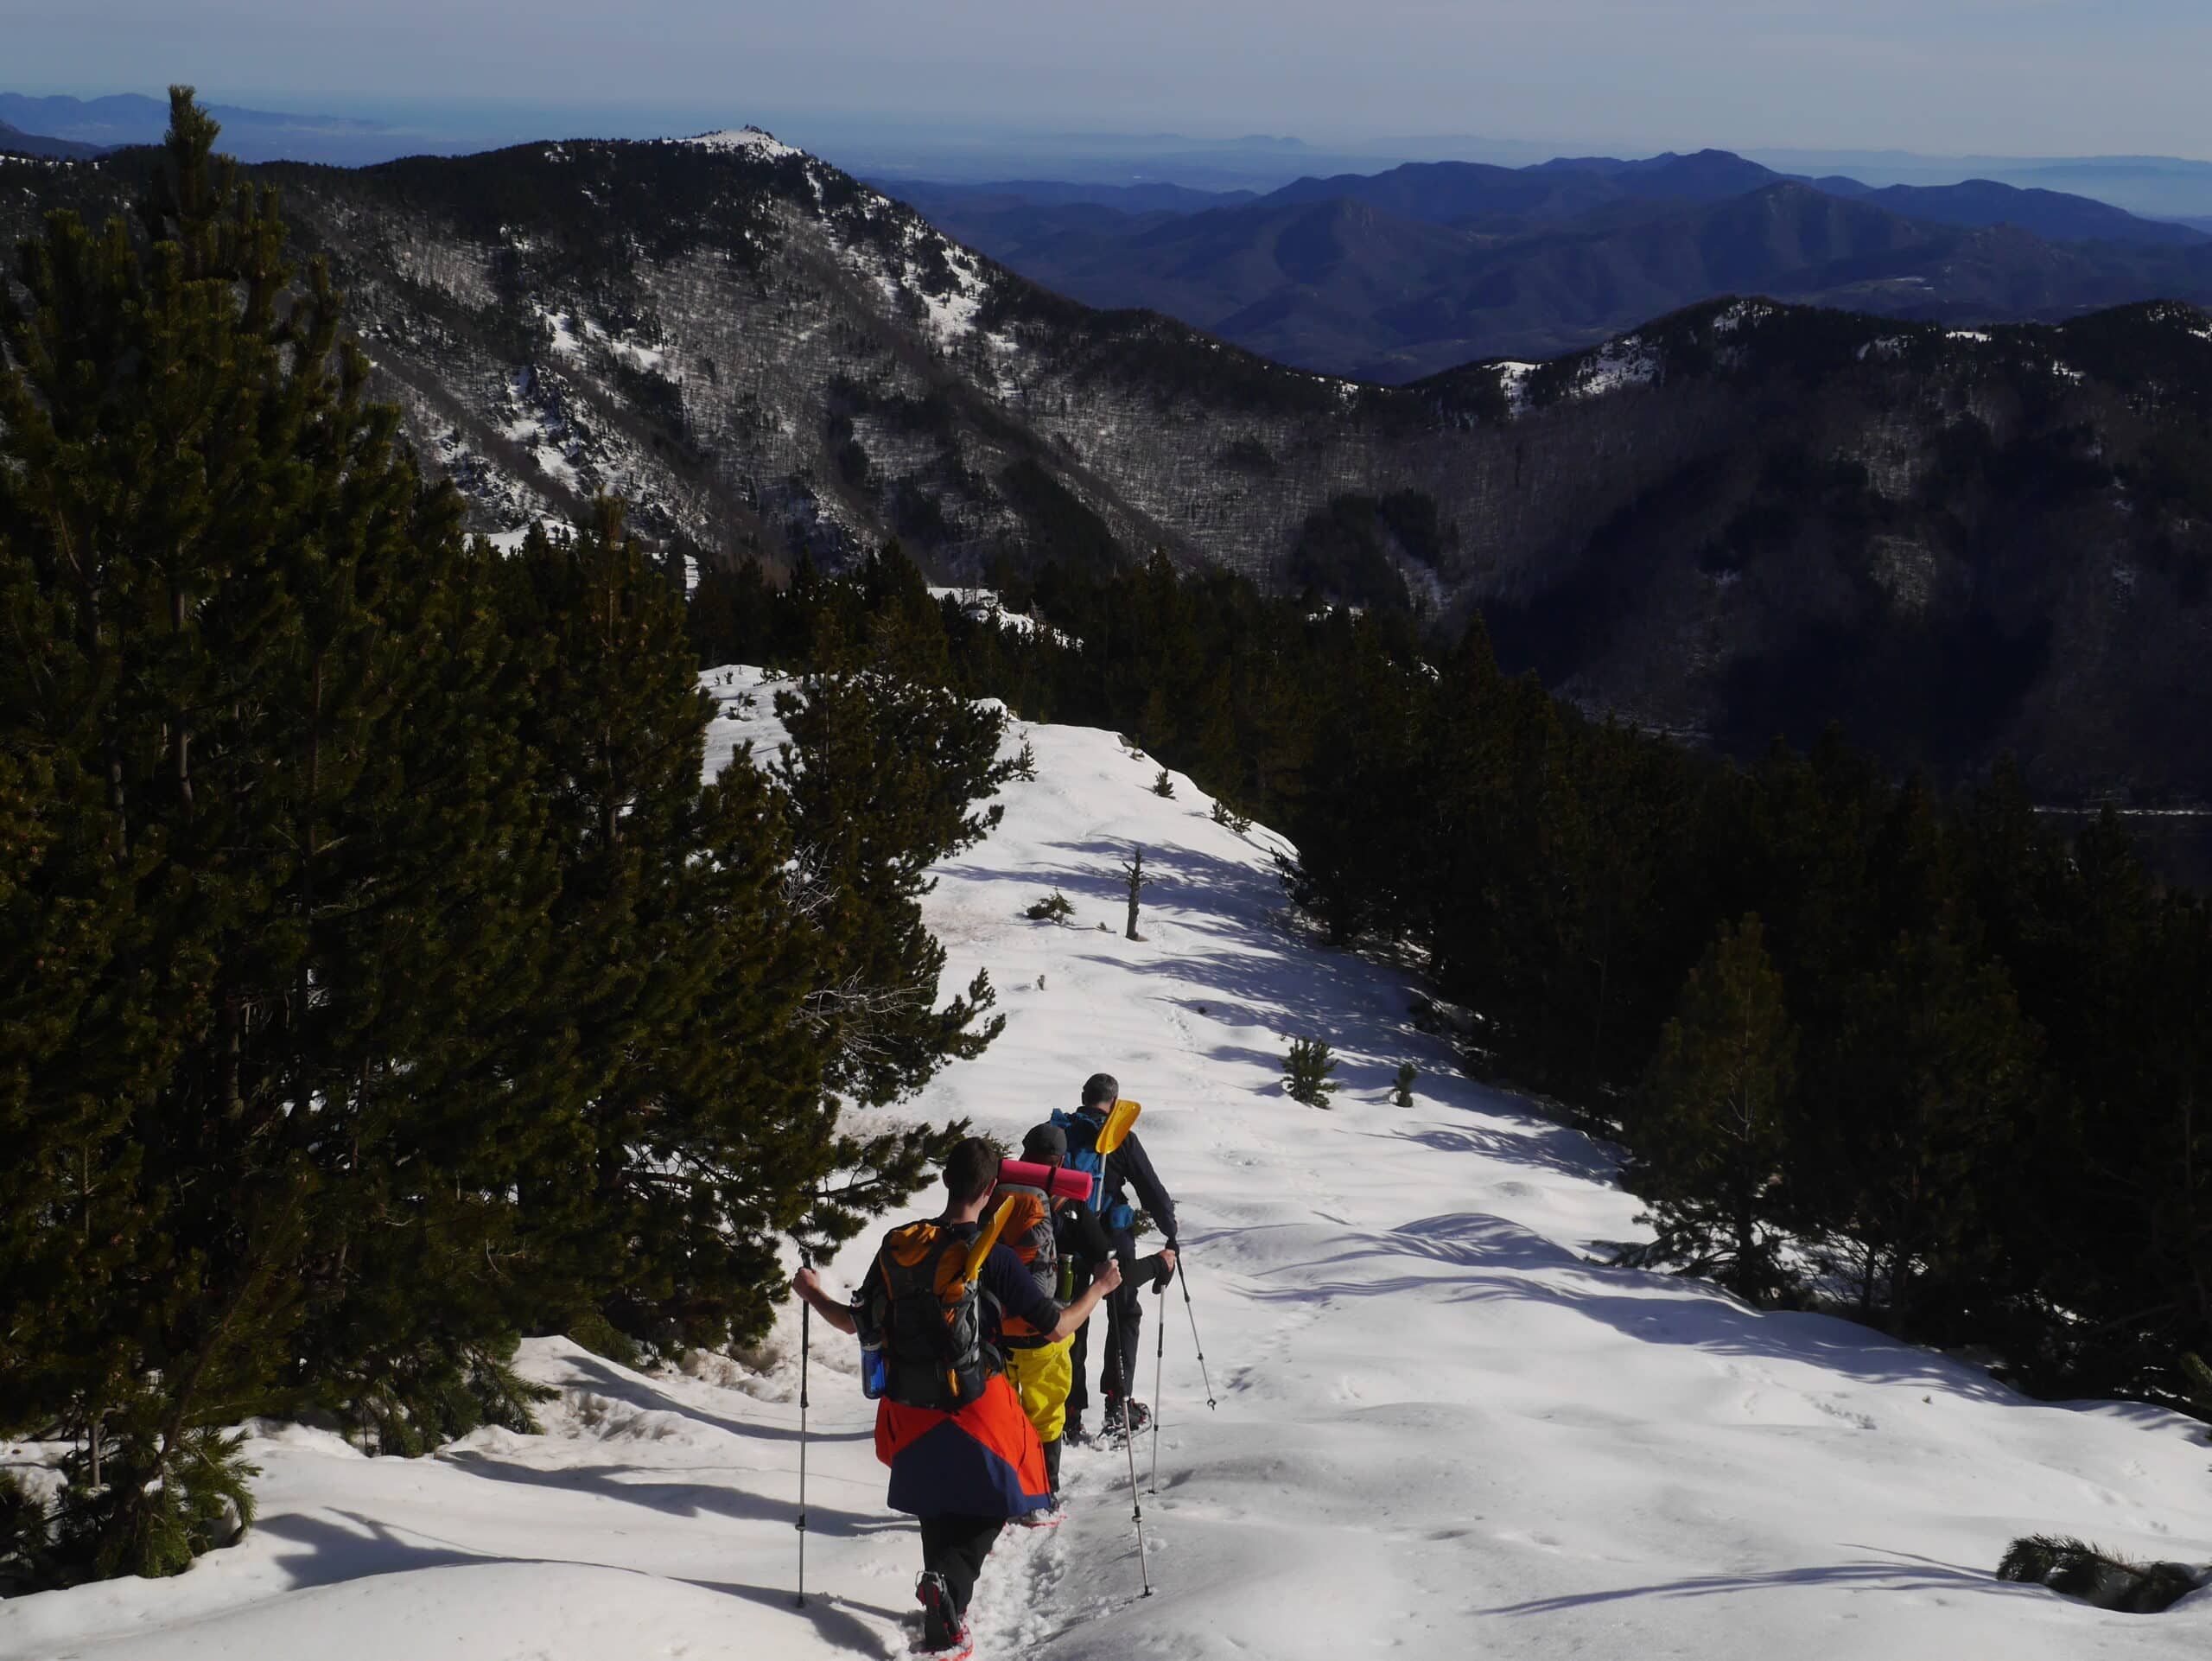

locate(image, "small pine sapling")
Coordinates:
1393 1061 1417 1107
1999 1534 2210 1613
1010 739 1038 781
1211 797 1253 834
1284 1037 1339 1106
1152 767 1176 799
1025 889 1076 924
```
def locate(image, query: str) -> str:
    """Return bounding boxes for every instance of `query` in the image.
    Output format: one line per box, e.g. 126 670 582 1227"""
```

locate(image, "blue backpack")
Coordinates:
1052 1108 1135 1231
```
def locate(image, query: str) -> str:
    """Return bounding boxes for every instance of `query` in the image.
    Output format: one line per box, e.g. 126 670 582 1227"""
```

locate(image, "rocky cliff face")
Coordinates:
5 134 2210 800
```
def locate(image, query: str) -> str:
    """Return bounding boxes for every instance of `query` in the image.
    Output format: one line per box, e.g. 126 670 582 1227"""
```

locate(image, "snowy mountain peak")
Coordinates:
679 125 805 162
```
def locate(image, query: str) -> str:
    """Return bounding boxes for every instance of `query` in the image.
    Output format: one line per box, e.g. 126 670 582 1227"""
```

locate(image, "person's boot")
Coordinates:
1062 1415 1089 1447
915 1570 970 1658
1100 1397 1149 1445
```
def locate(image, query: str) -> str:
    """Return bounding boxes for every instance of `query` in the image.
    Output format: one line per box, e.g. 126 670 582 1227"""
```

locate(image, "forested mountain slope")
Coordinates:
6 132 2212 798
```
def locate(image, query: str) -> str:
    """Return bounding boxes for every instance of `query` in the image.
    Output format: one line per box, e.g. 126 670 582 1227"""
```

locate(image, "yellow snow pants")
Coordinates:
1003 1333 1075 1443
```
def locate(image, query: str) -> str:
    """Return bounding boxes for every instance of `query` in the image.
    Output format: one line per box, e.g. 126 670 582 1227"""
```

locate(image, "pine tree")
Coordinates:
0 88 554 1575
1393 1061 1417 1107
483 501 842 1356
1285 1037 1338 1106
1627 915 1797 1302
773 668 1013 1111
1830 918 2037 1337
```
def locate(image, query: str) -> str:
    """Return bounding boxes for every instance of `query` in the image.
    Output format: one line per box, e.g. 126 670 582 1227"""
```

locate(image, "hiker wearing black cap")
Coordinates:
1053 1072 1179 1447
999 1122 1176 1511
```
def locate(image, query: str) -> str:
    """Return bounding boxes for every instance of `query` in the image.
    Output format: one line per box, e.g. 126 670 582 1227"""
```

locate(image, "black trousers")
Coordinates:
1100 1270 1144 1408
919 1512 1005 1620
1068 1235 1145 1419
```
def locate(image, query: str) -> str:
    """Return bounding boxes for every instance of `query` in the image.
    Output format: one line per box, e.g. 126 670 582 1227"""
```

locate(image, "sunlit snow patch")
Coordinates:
1495 361 1539 415
682 127 804 162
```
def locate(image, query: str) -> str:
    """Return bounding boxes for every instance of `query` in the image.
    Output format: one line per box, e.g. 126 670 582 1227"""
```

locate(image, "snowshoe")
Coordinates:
1101 1399 1150 1443
1018 1501 1065 1530
915 1571 971 1659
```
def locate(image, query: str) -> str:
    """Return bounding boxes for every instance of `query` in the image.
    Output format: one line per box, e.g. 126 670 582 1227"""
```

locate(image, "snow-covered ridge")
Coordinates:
1497 333 1662 417
677 126 804 162
11 668 2212 1661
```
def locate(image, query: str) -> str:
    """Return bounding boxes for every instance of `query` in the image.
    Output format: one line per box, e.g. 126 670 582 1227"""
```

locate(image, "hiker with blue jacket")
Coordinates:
1056 1072 1179 1446
998 1121 1176 1507
792 1136 1122 1658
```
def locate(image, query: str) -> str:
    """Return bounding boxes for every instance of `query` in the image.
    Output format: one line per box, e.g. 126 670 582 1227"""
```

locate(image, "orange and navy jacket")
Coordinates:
861 1225 1058 1518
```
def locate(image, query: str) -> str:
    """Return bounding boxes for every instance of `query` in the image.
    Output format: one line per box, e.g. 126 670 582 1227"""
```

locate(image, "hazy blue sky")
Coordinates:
7 0 2210 158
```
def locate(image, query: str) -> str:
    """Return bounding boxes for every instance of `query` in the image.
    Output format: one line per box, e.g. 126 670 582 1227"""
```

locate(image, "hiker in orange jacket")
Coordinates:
793 1136 1122 1658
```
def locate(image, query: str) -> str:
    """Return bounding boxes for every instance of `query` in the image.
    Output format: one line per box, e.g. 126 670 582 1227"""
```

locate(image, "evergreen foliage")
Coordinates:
2185 1352 2212 1416
1153 767 1176 798
0 96 1005 1587
0 1471 51 1592
1998 1534 2209 1613
1285 1038 1339 1107
1026 890 1076 923
1393 1062 1418 1108
1625 916 1796 1302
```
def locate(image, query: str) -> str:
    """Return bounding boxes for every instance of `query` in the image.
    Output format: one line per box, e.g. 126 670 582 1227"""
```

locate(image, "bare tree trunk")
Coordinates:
173 582 194 815
1121 845 1150 940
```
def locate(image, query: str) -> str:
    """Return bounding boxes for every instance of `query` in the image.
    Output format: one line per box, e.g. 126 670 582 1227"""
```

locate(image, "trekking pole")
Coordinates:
1179 1255 1217 1410
794 1265 812 1609
1120 1397 1154 1598
1148 1278 1166 1493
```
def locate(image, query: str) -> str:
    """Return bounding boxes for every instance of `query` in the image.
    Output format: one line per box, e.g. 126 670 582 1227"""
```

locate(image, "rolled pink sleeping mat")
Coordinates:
998 1158 1096 1203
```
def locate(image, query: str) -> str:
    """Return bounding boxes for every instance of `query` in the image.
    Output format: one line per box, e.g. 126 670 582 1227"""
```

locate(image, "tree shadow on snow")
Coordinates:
434 1448 897 1536
1363 1122 1624 1187
1237 1212 2020 1402
957 839 1285 917
1478 1544 2031 1614
548 1353 874 1447
259 1510 902 1650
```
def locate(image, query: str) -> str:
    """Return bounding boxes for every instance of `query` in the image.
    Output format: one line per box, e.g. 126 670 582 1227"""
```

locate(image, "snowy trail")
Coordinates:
9 665 2212 1659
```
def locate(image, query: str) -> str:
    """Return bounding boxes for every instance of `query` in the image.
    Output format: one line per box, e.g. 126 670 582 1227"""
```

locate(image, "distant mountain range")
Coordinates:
885 151 2212 379
11 127 2209 804
0 116 105 160
0 92 428 166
